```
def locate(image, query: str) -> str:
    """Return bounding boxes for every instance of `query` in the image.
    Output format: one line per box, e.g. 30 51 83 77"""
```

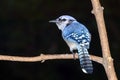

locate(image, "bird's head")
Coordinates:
49 15 76 31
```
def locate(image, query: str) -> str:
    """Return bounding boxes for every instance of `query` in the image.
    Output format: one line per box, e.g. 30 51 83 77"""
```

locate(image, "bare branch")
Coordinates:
91 0 118 80
0 54 103 64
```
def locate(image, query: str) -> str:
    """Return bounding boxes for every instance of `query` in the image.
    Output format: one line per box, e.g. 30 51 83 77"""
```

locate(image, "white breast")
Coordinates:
65 40 78 52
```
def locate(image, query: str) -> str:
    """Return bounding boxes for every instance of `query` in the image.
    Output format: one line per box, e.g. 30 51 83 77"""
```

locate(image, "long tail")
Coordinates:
78 46 93 74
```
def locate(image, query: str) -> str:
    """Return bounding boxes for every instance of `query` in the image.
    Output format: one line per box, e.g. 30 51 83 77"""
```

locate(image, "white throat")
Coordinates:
56 23 66 31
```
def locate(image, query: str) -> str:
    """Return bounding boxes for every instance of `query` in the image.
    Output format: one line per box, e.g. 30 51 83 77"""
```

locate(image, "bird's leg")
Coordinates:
72 53 76 60
72 49 78 60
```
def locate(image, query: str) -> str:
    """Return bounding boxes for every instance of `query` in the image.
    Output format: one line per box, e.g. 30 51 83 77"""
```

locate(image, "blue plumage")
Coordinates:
49 15 93 74
62 22 91 44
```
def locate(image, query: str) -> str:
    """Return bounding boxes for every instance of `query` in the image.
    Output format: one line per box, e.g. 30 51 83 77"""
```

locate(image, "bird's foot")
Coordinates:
72 49 78 60
73 53 76 60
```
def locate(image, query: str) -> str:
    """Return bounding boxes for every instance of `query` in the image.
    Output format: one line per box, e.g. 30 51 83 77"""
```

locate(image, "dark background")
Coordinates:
0 0 120 80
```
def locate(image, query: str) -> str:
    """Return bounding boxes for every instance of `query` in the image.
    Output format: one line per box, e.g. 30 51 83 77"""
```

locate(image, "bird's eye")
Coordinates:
58 18 62 21
58 18 66 22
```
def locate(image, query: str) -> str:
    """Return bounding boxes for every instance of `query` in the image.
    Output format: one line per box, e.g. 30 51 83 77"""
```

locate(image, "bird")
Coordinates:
49 15 93 74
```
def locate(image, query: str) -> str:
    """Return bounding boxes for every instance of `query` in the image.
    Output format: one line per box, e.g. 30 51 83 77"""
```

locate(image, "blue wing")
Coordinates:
62 22 91 49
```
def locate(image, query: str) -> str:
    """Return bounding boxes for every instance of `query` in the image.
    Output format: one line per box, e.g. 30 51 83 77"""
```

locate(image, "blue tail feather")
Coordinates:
78 46 93 74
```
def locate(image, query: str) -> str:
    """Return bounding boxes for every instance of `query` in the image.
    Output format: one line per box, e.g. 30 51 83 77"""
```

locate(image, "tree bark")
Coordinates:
91 0 118 80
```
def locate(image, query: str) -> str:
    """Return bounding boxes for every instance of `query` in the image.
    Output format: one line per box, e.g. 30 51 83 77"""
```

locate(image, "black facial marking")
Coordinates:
66 19 74 26
69 19 74 22
62 18 66 21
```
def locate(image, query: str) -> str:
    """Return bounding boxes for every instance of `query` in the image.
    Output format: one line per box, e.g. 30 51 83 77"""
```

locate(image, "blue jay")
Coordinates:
49 15 93 74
